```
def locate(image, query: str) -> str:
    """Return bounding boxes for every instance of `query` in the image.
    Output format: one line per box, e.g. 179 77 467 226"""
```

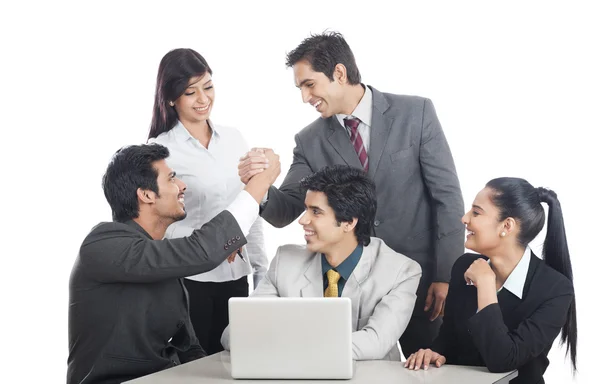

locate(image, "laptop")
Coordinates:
228 297 353 379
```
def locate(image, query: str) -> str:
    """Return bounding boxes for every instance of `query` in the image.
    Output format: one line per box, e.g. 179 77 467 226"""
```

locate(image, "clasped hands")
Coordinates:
238 147 279 185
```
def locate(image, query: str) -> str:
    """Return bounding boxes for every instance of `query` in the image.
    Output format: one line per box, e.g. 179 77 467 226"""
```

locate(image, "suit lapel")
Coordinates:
342 243 375 328
301 253 324 298
367 86 393 178
327 118 364 169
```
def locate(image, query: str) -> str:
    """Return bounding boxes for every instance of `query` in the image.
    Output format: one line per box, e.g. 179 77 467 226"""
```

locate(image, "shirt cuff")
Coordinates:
226 190 259 236
260 191 269 205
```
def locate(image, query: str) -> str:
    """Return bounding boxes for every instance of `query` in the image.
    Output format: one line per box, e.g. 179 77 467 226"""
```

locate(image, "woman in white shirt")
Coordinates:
147 48 268 355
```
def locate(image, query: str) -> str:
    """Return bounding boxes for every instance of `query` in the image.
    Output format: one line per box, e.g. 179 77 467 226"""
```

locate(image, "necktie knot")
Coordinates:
324 269 341 298
343 117 360 133
326 269 341 285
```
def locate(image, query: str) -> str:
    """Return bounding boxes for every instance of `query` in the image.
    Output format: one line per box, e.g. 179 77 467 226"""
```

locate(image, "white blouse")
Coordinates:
149 120 268 288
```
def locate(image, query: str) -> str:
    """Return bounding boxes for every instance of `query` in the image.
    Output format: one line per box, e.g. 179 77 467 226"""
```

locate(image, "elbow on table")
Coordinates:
486 359 519 373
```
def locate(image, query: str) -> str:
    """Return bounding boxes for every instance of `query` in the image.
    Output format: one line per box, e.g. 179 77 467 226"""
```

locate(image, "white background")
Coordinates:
1 1 598 383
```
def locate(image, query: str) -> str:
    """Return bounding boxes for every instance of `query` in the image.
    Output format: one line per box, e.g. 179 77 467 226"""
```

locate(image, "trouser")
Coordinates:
184 276 249 355
399 263 443 358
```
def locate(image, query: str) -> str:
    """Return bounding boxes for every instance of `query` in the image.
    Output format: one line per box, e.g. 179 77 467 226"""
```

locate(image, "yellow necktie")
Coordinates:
324 270 341 298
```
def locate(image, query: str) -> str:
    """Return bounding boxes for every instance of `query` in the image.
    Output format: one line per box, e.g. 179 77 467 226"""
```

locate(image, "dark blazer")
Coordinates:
67 211 245 384
432 253 575 384
261 86 464 301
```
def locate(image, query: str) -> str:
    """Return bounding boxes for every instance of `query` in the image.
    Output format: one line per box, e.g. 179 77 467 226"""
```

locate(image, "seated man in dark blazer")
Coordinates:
67 143 280 384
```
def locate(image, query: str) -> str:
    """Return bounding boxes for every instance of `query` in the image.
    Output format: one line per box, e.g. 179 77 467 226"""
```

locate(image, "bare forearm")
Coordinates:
244 180 272 204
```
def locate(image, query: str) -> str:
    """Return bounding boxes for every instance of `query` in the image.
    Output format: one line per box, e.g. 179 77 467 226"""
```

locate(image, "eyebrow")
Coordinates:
472 204 485 211
305 204 324 212
296 79 313 89
188 77 213 88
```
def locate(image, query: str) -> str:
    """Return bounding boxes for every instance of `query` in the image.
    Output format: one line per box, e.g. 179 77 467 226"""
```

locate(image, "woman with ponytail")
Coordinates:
405 177 577 384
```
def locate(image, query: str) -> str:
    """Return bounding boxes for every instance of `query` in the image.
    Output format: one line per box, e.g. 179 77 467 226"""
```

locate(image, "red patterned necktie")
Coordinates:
344 117 369 171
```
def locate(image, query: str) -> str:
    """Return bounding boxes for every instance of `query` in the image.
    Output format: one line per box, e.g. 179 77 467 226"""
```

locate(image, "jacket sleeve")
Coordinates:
352 259 422 360
468 279 574 373
418 98 465 282
80 211 246 283
249 246 283 298
245 217 268 289
260 134 310 227
177 329 207 363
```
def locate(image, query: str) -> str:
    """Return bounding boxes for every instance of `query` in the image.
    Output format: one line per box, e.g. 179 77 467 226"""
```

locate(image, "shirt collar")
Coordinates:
172 120 220 143
493 247 531 299
321 244 363 282
336 84 373 128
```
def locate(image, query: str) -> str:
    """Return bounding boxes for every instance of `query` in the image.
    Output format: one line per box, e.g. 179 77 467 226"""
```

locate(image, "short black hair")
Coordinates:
286 31 361 85
102 144 170 222
300 165 376 245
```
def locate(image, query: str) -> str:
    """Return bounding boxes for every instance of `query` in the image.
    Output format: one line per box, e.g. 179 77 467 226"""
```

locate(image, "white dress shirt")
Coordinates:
497 247 531 299
336 84 373 153
149 121 268 288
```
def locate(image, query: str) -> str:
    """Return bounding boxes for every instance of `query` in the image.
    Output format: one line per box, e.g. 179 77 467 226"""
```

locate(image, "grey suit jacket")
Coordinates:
261 87 464 288
221 237 422 361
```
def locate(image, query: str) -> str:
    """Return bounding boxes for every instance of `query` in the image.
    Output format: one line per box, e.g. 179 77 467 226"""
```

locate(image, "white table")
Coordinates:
124 352 518 383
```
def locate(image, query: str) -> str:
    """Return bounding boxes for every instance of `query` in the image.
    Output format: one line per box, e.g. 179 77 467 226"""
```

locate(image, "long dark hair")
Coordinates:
147 48 212 140
486 177 577 371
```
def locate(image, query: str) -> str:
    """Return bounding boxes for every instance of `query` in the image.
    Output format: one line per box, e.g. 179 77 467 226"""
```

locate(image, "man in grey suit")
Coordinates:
238 32 464 357
67 144 280 384
223 165 421 360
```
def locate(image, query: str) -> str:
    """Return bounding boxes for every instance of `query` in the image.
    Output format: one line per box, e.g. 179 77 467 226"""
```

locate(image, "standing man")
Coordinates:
238 32 464 357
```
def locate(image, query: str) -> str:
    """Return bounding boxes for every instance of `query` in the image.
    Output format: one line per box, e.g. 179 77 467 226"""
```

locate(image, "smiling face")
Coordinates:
297 190 357 255
173 72 214 126
293 60 346 118
462 187 510 254
150 159 187 224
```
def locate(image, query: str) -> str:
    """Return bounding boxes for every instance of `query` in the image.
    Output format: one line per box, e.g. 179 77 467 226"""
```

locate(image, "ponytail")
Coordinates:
537 187 577 371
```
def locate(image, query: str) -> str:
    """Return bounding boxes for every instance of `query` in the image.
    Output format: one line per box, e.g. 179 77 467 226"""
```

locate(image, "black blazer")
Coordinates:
432 253 574 384
67 211 245 384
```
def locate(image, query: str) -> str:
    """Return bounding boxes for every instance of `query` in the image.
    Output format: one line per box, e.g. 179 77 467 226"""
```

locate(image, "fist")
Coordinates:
464 258 495 287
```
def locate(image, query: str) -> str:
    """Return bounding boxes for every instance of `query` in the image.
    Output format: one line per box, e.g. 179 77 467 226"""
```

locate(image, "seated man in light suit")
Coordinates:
221 165 422 360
